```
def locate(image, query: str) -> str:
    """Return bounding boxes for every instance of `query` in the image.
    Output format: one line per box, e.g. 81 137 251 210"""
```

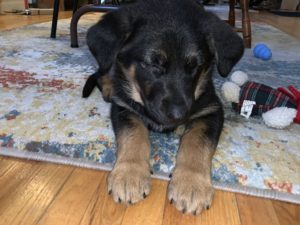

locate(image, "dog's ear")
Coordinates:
200 12 244 77
87 8 135 73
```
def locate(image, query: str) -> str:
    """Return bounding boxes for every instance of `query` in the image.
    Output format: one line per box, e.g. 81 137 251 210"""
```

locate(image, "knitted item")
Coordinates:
278 86 300 124
232 81 297 116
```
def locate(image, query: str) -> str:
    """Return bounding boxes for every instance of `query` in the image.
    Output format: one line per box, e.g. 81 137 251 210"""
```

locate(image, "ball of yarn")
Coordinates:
253 44 272 60
231 71 249 86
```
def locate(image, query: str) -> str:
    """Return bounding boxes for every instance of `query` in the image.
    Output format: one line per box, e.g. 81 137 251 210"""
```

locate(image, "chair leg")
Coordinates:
72 0 79 14
228 0 235 27
70 5 119 48
50 0 60 38
240 0 251 48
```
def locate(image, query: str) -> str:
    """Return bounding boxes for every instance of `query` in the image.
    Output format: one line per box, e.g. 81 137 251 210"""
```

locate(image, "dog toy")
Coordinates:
253 44 272 60
222 71 300 129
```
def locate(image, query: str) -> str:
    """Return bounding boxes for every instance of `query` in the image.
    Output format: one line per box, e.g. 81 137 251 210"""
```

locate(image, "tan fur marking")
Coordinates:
100 75 113 101
190 104 221 120
178 123 214 169
168 122 215 215
107 116 151 204
194 69 210 99
122 65 144 105
126 64 136 78
116 116 150 164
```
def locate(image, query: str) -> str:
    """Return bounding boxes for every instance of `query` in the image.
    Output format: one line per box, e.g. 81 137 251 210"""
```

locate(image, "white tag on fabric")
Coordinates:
240 100 256 119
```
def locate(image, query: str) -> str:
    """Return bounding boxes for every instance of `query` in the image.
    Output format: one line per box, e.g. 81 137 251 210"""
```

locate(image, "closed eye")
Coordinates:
185 57 198 73
151 64 165 76
140 61 166 76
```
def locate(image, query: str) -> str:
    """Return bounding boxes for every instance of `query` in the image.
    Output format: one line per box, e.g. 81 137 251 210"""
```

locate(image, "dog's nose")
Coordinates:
162 97 190 123
164 102 188 121
166 105 188 122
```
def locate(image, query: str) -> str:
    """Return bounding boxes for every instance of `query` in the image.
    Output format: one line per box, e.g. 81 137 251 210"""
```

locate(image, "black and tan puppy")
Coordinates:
83 0 244 215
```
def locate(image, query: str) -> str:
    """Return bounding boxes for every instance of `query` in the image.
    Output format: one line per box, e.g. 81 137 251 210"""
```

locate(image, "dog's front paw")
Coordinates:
107 161 151 204
168 167 214 215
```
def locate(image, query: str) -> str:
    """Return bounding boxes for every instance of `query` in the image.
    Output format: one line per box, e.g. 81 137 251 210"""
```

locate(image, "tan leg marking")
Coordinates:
108 116 151 204
168 122 215 215
99 75 113 102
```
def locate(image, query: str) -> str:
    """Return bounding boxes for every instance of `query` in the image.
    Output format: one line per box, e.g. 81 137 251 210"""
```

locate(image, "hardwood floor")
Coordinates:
0 8 299 225
250 11 300 40
0 11 72 31
0 157 299 225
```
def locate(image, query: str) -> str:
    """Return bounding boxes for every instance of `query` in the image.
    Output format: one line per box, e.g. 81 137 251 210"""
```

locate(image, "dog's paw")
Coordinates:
107 161 151 204
100 75 113 102
168 167 214 215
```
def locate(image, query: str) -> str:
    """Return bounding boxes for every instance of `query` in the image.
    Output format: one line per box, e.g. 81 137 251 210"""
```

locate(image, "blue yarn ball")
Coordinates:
253 44 272 60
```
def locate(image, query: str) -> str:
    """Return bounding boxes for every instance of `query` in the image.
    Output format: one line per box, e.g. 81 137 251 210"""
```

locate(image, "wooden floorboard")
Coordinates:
250 11 300 40
236 194 281 225
121 180 167 225
1 158 299 225
78 171 127 225
36 168 104 225
0 160 74 225
162 191 241 225
0 8 300 225
0 11 72 31
272 200 300 225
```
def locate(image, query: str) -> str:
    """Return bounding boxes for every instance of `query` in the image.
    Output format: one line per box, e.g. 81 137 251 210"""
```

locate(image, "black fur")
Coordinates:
84 0 243 133
83 0 243 149
82 71 102 98
82 0 244 211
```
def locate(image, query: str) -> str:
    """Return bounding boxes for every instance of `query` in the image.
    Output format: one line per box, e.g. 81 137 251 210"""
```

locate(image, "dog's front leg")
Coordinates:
168 110 223 215
108 104 151 204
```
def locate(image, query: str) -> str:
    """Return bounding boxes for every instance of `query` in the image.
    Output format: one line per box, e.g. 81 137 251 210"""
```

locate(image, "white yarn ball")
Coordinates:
231 71 249 86
221 82 241 103
262 107 297 129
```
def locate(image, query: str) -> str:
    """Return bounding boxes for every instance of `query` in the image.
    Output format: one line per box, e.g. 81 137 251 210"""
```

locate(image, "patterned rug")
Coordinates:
0 14 299 204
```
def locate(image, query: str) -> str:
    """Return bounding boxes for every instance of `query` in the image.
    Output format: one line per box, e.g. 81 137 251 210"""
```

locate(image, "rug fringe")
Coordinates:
1 147 299 204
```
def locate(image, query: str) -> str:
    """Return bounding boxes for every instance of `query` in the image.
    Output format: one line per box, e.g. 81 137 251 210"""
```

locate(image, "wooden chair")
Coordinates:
228 0 252 48
50 0 251 48
70 3 119 47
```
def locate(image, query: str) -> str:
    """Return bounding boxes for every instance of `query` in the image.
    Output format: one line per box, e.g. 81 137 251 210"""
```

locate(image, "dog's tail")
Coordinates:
82 71 102 98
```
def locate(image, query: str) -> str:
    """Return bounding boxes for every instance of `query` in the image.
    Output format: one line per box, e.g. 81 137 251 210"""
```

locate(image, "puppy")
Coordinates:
83 0 244 215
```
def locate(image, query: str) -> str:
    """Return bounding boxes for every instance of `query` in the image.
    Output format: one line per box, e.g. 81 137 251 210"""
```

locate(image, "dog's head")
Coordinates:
87 0 244 127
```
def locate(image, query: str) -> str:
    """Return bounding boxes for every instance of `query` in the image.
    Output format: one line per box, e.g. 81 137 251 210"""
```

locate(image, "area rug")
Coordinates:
0 14 299 204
